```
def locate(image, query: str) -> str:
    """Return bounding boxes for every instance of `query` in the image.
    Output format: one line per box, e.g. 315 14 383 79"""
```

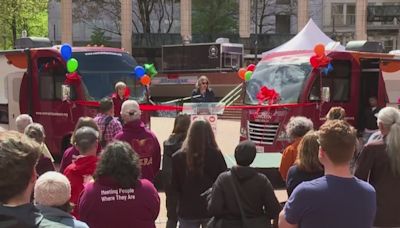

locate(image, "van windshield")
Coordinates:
73 52 146 102
245 55 312 105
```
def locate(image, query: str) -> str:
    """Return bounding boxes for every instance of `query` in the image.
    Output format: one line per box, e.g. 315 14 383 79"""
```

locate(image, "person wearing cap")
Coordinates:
94 97 122 146
63 127 99 209
115 100 161 182
78 141 160 228
112 81 129 118
34 171 89 228
208 141 281 228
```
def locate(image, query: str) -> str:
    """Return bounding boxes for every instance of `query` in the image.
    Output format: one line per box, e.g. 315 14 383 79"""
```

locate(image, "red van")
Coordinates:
0 46 148 159
240 50 400 157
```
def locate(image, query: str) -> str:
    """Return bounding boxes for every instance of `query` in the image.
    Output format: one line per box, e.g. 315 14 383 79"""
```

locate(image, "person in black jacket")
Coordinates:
359 96 381 144
163 114 191 228
208 141 282 228
191 76 216 102
172 118 227 228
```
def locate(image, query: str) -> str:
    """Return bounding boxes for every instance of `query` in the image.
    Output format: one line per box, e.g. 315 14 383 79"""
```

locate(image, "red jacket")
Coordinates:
114 120 161 182
112 93 128 118
63 155 98 205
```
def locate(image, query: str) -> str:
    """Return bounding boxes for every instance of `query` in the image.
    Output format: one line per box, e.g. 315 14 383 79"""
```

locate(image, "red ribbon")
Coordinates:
73 101 315 111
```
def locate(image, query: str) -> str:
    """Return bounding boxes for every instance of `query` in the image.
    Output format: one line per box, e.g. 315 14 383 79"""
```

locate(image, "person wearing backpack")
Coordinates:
207 141 281 228
94 97 122 147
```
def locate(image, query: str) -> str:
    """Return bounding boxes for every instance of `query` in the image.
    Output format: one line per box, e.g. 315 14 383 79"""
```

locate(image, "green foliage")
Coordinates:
192 0 238 35
90 28 111 45
0 0 48 50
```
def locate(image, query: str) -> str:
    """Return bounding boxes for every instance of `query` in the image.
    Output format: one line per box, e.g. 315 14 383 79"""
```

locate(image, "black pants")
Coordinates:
166 185 178 228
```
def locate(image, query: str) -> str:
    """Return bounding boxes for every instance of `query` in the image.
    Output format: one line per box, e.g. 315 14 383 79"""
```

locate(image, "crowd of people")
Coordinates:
1 78 400 228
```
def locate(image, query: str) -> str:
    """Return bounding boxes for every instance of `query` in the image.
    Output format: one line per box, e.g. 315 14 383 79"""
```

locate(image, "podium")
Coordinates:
182 103 225 133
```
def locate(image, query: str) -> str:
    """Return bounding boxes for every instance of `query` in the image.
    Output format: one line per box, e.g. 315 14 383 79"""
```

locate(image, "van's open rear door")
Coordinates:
380 59 400 107
0 50 27 130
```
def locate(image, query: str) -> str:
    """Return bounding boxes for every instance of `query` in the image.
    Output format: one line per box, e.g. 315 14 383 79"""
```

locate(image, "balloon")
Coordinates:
144 63 158 78
314 44 325 57
140 75 151 86
135 66 145 78
61 44 72 60
247 64 256 72
310 55 320 68
238 68 246 80
66 58 79 73
244 71 253 81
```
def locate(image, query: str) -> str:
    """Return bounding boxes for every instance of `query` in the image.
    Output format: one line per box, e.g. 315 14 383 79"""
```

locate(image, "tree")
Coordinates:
0 0 48 49
73 0 178 35
192 0 238 35
251 0 296 34
90 28 111 45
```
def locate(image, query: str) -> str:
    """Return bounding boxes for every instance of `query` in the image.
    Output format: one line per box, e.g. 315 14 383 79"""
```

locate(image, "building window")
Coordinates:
276 0 290 4
275 15 291 34
332 3 355 26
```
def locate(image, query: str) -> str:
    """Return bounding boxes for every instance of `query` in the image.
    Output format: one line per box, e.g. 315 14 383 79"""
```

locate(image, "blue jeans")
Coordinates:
178 218 209 228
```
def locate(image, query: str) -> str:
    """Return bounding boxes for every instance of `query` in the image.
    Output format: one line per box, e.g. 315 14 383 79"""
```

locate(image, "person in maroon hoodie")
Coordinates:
114 100 161 182
78 141 160 228
112 81 129 118
63 127 99 207
59 117 101 173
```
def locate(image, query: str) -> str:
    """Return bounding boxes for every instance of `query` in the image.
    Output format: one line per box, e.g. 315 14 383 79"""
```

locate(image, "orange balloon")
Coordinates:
140 75 151 86
238 68 246 80
314 44 325 57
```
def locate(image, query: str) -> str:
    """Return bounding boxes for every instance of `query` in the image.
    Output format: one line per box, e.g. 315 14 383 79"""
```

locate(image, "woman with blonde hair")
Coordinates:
191 76 216 102
59 117 100 173
326 106 346 120
286 131 323 196
355 107 400 227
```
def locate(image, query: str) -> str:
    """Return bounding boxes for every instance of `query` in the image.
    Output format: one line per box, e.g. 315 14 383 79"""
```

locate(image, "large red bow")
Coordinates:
256 86 280 105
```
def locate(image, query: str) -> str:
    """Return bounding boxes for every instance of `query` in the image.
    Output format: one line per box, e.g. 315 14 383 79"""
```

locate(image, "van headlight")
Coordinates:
240 127 247 137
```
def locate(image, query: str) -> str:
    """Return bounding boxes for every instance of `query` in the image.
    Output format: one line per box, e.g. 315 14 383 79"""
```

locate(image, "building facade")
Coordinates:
322 0 400 52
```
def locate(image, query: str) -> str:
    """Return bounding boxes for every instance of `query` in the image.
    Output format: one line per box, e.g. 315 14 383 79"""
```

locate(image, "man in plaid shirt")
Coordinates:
94 97 122 146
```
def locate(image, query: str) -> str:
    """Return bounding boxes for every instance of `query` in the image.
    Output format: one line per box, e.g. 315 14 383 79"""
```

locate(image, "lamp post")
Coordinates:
254 0 258 62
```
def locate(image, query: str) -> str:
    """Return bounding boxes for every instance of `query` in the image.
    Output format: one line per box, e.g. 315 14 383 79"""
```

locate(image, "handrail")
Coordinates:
219 83 243 106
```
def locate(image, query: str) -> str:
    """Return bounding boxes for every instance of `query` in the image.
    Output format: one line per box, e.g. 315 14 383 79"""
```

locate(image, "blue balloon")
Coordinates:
134 66 145 78
61 44 72 60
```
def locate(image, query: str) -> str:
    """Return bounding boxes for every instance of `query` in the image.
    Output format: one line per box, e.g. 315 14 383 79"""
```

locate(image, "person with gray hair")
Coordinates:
115 100 161 182
279 116 314 181
355 107 400 227
15 114 33 133
24 123 55 176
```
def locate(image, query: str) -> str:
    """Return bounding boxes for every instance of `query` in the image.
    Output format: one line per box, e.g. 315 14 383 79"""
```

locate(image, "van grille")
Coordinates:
247 121 279 145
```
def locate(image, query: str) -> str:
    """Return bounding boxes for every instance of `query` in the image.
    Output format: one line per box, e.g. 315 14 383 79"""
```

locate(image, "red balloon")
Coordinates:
247 64 256 72
314 43 325 57
238 68 246 80
140 75 151 86
310 55 320 68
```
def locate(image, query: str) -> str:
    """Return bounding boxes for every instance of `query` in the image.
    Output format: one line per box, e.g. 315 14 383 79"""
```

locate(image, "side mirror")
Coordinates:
321 87 330 102
62 84 71 101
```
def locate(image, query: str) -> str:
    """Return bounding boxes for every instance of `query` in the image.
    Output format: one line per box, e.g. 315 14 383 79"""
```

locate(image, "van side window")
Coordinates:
308 60 351 102
37 57 76 100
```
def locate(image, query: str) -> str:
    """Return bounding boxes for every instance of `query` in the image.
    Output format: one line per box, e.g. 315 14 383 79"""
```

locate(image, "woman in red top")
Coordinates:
112 81 129 118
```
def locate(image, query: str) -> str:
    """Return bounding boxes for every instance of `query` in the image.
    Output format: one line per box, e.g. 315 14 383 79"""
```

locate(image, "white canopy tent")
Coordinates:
262 19 345 56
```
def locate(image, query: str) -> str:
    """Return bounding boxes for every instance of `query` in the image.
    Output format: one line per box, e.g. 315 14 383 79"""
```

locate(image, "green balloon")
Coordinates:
145 63 158 78
245 71 252 81
67 58 78 73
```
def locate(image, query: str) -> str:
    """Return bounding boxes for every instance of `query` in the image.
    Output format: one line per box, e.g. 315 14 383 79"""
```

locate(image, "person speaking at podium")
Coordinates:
191 76 216 102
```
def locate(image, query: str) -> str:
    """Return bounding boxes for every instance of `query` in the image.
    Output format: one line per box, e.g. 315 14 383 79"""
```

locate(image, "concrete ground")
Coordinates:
150 117 287 228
